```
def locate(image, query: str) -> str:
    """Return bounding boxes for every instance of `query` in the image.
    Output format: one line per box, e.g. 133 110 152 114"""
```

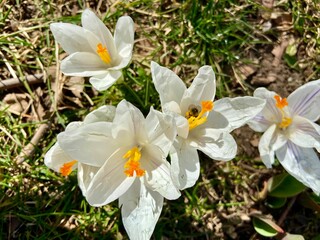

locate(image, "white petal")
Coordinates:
247 114 272 132
114 16 134 66
276 142 320 195
287 79 320 121
58 122 115 167
162 101 189 139
145 107 177 156
77 163 100 197
61 52 108 76
89 70 122 91
86 147 135 206
190 128 237 161
180 65 216 113
253 87 282 123
113 100 148 144
119 179 163 240
142 145 180 200
83 105 116 124
44 142 76 173
81 9 118 61
288 116 320 149
214 96 266 132
151 61 186 107
170 137 200 190
258 124 287 168
202 110 229 130
50 23 93 54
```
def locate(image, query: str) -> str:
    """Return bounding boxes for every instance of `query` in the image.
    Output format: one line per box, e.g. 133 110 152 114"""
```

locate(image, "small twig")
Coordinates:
15 123 50 164
277 195 297 226
0 74 44 90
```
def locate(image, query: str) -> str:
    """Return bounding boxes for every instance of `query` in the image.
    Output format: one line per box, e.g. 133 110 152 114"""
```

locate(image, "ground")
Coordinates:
0 0 320 239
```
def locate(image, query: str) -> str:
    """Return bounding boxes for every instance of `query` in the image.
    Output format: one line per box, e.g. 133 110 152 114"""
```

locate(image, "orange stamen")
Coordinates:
186 101 214 130
60 160 77 177
123 147 145 177
274 95 292 129
96 43 111 64
274 95 288 109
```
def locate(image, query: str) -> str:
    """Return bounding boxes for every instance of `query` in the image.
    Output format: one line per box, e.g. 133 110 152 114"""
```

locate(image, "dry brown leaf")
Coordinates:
2 93 30 115
65 76 85 98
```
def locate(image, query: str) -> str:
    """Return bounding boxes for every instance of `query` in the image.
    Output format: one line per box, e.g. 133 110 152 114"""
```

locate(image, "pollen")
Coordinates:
96 43 111 64
186 100 214 130
123 147 145 177
279 117 292 129
274 95 288 109
60 160 77 177
274 95 292 129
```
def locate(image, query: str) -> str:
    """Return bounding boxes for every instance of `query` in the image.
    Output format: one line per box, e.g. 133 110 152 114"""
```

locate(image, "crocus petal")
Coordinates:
114 16 134 66
86 147 135 206
258 124 287 168
247 114 272 132
276 142 320 195
190 128 237 161
287 79 320 121
142 145 180 200
83 105 116 124
77 163 100 197
162 101 189 139
89 70 122 91
50 23 93 54
44 142 76 173
81 9 118 60
170 137 200 190
119 179 163 240
214 96 266 132
146 107 177 156
151 61 186 107
199 110 229 130
253 87 282 123
180 66 216 113
61 52 109 76
288 116 320 149
112 100 148 144
58 122 115 167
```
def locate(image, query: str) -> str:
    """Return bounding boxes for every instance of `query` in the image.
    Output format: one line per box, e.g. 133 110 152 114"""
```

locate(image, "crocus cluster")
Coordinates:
45 9 320 239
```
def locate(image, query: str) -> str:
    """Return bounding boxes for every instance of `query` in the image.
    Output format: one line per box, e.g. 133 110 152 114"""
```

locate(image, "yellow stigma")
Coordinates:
274 95 292 129
96 43 111 64
60 160 77 177
123 147 145 177
186 101 214 130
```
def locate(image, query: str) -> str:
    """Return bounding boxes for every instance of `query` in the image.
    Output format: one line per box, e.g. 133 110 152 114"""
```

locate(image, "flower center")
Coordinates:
123 146 145 177
96 43 111 64
185 101 214 130
274 95 292 129
60 160 77 177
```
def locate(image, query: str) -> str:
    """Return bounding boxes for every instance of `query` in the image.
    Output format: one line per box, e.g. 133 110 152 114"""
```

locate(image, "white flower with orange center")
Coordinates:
151 61 266 190
47 100 180 240
248 82 320 194
50 9 134 91
44 105 116 195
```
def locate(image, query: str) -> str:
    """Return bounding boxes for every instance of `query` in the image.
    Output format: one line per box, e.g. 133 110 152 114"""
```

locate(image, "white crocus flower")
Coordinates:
44 105 116 195
151 61 266 190
55 100 180 240
248 81 320 195
50 9 134 91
